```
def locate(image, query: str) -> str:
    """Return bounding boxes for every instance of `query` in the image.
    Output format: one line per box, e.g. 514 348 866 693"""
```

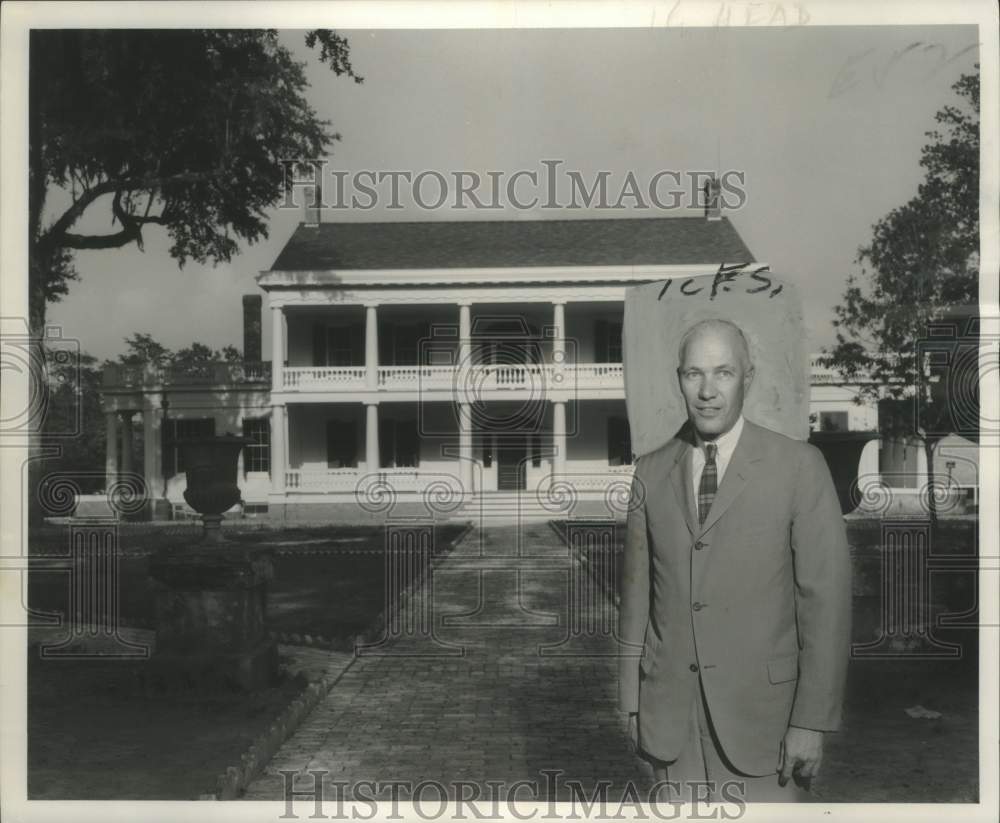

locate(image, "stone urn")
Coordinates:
179 434 252 540
147 434 278 691
808 430 881 515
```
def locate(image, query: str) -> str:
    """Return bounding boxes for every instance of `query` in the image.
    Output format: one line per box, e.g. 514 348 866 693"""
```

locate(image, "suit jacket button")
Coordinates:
692 602 704 611
694 541 706 551
689 663 699 672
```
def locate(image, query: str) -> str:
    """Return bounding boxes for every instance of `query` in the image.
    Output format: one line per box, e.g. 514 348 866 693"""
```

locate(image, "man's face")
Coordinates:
677 329 754 440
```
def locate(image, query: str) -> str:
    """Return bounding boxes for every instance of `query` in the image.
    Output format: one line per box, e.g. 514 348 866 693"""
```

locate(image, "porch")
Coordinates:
279 398 635 498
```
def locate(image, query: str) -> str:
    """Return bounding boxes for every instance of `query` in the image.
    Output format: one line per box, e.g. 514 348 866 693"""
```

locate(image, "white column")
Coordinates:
105 411 120 490
271 305 285 391
142 396 163 498
552 300 566 364
365 304 379 390
458 402 473 495
120 413 133 475
458 302 472 364
366 403 380 471
552 400 567 479
270 405 287 494
915 437 930 485
236 416 245 481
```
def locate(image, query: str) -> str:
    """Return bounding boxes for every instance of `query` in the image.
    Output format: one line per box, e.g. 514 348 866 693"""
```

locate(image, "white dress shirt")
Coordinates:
691 414 745 499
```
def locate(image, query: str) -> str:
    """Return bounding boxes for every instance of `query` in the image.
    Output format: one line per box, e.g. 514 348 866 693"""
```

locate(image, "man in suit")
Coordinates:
618 318 851 803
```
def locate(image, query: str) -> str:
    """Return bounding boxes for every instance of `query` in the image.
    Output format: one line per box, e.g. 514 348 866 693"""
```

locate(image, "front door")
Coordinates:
497 440 527 491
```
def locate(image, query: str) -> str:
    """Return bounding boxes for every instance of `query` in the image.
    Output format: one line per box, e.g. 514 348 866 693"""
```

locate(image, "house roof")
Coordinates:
268 216 755 271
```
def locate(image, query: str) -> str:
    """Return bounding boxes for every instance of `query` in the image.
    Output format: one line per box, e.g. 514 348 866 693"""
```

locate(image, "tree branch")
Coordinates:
60 228 141 250
39 168 227 252
39 178 119 247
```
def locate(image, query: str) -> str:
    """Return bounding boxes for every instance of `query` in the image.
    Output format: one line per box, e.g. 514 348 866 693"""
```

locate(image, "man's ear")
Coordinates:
744 366 755 392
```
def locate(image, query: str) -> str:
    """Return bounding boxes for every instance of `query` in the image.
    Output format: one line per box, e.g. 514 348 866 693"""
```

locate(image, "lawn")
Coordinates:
27 653 310 800
27 522 469 648
25 521 469 800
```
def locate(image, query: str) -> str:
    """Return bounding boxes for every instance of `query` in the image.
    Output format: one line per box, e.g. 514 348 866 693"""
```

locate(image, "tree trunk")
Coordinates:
26 268 51 528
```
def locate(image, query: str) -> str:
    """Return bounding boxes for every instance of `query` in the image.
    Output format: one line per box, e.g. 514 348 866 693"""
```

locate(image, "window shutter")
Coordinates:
607 417 629 466
379 419 393 468
326 419 338 467
345 421 358 467
399 419 420 467
379 324 393 366
421 321 432 365
313 323 327 366
351 323 364 366
609 321 623 362
595 319 608 364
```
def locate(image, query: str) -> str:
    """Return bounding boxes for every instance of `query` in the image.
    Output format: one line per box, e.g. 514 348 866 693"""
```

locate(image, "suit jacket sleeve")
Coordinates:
618 459 650 714
788 444 853 731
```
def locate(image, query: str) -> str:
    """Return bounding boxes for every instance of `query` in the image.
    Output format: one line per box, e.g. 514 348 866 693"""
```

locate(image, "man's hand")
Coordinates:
627 712 639 753
778 726 824 787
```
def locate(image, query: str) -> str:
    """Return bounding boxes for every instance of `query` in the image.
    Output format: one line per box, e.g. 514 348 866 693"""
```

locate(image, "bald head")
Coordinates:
676 319 754 439
677 319 752 372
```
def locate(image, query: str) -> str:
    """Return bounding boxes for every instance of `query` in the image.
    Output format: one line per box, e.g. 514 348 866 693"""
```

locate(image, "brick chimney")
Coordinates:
704 176 722 221
304 163 323 227
242 294 262 362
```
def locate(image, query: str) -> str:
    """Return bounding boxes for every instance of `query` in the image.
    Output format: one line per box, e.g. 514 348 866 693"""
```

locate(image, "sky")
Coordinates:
45 24 980 362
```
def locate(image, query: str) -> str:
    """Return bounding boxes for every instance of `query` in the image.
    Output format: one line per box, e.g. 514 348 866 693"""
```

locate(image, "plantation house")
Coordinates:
97 206 976 521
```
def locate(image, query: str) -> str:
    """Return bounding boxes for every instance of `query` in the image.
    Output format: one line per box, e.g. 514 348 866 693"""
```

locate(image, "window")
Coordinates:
327 326 354 366
819 411 849 432
384 323 430 366
163 418 216 476
242 418 270 474
326 420 358 468
607 416 634 466
313 323 359 367
531 433 542 467
379 419 420 468
595 319 623 363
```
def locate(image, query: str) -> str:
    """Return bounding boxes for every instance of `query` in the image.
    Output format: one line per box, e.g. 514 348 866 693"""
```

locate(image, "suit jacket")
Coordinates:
618 419 852 775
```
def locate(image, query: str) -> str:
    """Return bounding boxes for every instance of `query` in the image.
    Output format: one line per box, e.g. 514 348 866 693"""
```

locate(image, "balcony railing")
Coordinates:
281 363 625 392
282 467 632 494
284 467 458 493
103 361 271 388
285 468 361 491
283 366 366 389
571 363 624 388
377 365 456 388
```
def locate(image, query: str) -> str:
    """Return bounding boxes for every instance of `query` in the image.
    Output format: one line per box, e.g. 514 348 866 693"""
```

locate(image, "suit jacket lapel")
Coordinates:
698 421 763 535
666 424 698 535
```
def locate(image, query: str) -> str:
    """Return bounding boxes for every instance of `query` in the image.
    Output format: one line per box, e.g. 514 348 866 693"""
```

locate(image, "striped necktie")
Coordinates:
698 443 718 525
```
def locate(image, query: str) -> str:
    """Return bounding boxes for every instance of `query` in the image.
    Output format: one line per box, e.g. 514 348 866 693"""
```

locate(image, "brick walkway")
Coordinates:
244 523 652 802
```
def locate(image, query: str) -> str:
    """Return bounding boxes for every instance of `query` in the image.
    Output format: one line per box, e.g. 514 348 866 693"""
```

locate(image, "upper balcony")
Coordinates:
274 301 627 399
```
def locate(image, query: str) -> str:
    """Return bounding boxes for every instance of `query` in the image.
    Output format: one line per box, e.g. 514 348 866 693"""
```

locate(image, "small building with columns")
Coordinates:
99 212 973 521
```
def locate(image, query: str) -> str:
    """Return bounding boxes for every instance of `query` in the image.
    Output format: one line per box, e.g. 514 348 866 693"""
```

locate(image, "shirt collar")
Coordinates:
695 414 745 461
